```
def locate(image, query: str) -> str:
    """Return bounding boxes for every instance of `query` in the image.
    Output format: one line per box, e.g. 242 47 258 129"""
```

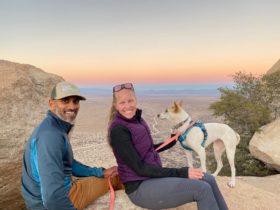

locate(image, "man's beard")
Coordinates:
55 108 77 125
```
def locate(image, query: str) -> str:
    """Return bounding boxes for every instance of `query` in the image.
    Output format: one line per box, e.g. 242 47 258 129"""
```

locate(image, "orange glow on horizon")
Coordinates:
52 67 261 85
30 56 274 86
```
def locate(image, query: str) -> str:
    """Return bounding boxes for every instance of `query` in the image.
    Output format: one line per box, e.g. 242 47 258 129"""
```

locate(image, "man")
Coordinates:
21 81 122 210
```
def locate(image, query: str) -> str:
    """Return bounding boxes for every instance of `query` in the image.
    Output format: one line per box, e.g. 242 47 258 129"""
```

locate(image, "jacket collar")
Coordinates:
47 110 74 134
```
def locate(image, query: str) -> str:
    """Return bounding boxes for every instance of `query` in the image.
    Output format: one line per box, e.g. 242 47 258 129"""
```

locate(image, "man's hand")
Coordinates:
103 166 118 178
188 168 204 180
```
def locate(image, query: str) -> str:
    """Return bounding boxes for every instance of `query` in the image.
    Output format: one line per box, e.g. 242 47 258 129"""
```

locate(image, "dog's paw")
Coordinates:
227 180 235 188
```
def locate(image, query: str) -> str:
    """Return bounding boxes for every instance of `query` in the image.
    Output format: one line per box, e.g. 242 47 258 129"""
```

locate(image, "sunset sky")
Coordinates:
1 0 279 85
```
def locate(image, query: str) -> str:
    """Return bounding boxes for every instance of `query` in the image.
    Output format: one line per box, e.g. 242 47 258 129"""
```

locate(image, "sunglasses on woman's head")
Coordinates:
113 83 134 92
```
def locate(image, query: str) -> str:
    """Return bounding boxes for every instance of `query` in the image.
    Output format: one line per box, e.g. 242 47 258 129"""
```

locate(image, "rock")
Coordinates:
0 59 64 162
86 189 197 210
0 60 63 209
249 119 280 172
266 58 280 74
86 175 280 210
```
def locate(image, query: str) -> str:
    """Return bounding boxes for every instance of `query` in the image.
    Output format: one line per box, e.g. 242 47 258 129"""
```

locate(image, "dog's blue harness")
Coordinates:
178 121 208 151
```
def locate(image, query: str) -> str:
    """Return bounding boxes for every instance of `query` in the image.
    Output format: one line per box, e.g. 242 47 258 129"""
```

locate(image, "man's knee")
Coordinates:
111 176 124 190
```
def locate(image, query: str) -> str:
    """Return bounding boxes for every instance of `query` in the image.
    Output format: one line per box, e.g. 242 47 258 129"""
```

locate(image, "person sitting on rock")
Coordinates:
107 82 228 210
21 81 123 210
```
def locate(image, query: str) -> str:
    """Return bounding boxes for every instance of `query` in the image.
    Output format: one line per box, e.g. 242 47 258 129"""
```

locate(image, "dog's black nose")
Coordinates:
157 114 160 118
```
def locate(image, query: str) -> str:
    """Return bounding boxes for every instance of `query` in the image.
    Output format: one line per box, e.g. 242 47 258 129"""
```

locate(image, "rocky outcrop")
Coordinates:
86 175 280 210
0 60 63 162
0 60 63 209
266 58 280 74
249 119 280 172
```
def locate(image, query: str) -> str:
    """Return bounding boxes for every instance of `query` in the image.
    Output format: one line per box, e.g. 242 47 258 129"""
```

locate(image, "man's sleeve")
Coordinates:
36 132 76 210
72 159 104 177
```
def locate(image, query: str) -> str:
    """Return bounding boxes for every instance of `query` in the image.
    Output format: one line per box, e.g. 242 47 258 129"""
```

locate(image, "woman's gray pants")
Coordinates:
127 173 228 210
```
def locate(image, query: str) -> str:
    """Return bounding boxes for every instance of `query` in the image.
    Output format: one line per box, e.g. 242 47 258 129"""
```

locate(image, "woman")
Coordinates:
108 83 228 210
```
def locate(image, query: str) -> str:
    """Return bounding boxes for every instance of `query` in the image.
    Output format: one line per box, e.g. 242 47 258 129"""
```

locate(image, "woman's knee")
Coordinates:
196 182 219 210
194 181 213 201
203 172 217 185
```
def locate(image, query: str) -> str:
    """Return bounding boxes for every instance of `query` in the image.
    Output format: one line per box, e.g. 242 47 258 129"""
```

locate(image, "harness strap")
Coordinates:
108 177 115 210
155 120 197 152
196 122 208 147
179 140 193 151
178 121 208 151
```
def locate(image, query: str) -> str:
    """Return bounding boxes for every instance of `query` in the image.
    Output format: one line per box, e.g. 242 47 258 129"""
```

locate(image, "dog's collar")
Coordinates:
173 117 190 130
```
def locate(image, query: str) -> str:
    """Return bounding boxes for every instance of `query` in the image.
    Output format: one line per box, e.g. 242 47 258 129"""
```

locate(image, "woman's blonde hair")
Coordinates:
107 93 117 146
108 93 118 129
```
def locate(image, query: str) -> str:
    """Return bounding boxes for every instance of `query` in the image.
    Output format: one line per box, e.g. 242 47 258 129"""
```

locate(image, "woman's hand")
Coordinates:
188 168 204 180
103 166 118 178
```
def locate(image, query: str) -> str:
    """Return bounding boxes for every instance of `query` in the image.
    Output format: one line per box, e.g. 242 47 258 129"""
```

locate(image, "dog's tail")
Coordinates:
235 132 240 145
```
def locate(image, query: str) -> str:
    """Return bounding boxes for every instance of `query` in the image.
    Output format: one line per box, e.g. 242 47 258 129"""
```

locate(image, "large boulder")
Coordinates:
0 60 63 209
0 59 63 162
249 118 280 172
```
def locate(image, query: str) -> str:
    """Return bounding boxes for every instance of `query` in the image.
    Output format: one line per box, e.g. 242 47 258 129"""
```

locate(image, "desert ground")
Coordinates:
74 94 219 133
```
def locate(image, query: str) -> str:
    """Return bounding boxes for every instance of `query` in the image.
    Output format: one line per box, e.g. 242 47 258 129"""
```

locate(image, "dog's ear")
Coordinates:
174 100 182 107
174 101 180 112
178 100 183 107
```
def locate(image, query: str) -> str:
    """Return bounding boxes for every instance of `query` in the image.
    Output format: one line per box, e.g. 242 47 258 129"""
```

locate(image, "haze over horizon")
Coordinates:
1 0 279 85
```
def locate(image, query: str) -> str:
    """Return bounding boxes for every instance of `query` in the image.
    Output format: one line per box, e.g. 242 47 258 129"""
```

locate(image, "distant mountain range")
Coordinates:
80 58 278 96
80 83 233 97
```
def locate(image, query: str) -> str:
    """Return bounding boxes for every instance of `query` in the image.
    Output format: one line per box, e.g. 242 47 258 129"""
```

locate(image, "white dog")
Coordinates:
157 101 240 187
